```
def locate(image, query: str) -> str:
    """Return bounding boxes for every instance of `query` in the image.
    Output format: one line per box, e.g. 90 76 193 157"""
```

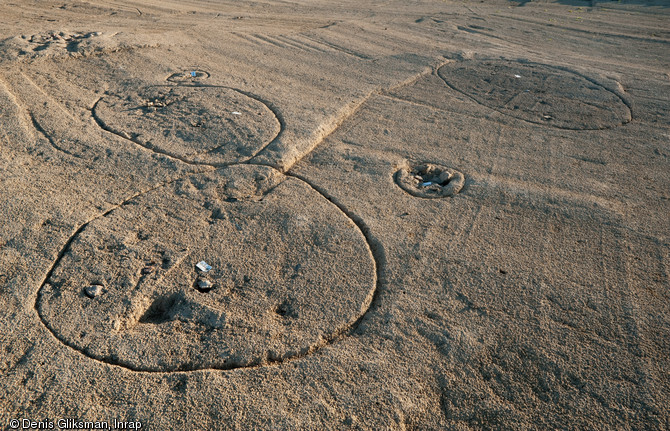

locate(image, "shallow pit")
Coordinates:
395 163 465 198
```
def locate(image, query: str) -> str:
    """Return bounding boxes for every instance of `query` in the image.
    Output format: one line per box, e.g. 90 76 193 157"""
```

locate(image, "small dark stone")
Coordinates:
196 279 213 293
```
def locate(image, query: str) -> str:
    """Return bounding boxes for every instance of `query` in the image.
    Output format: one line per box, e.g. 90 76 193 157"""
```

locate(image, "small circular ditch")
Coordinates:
167 69 210 84
438 59 631 130
93 86 280 164
395 163 465 198
37 165 376 372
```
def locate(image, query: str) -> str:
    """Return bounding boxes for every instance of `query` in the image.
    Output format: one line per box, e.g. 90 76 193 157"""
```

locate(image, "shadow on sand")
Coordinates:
512 0 669 7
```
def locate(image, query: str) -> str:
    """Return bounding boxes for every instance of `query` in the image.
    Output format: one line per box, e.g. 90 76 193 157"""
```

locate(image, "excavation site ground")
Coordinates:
0 0 668 429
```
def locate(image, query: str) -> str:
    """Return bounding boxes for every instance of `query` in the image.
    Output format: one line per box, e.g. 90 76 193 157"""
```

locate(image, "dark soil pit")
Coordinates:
438 59 631 130
93 86 280 164
167 69 210 84
36 165 376 372
395 163 465 198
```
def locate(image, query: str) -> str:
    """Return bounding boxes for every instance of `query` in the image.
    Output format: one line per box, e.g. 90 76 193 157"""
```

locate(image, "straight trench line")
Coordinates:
278 61 447 172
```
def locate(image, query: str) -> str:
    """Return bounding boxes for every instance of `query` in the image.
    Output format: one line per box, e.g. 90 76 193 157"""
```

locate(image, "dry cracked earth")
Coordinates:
0 0 669 429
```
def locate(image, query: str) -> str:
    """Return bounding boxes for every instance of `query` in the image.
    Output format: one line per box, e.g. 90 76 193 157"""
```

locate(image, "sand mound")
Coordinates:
0 30 157 62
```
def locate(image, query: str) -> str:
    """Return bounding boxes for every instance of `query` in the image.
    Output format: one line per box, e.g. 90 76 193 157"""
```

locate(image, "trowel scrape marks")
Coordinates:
438 59 631 130
395 163 465 198
93 86 280 164
36 165 376 372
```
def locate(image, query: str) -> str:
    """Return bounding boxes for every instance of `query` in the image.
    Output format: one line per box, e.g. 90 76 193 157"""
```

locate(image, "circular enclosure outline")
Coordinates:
437 59 632 130
92 85 282 166
34 168 379 373
166 69 211 83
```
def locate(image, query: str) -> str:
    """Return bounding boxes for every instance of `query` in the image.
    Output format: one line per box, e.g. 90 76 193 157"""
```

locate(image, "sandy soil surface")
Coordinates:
0 0 668 429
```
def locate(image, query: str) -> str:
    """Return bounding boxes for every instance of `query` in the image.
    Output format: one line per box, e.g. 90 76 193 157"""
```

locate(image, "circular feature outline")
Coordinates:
166 69 211 84
92 85 284 167
395 162 465 199
33 167 381 373
437 59 632 130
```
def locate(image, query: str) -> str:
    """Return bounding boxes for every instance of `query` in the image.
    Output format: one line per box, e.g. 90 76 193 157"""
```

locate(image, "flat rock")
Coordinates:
83 284 103 298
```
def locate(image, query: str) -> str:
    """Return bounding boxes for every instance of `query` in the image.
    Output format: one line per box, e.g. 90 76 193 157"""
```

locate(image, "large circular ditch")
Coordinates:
93 86 280 164
37 165 376 371
438 59 631 130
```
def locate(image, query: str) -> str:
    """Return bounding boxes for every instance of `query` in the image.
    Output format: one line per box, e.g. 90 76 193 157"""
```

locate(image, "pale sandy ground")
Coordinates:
0 0 669 429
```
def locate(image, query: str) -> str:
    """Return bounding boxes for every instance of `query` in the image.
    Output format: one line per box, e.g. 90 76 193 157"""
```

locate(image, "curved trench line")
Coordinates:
207 86 287 162
284 171 386 338
436 59 633 130
32 172 210 366
0 72 85 160
523 60 635 121
166 69 211 83
91 96 211 168
28 111 84 159
91 84 286 168
33 63 446 371
33 163 383 373
161 84 288 162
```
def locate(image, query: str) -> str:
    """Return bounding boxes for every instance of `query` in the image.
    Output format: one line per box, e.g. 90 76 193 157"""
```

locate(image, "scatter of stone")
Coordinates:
196 278 213 293
395 163 465 198
84 284 104 299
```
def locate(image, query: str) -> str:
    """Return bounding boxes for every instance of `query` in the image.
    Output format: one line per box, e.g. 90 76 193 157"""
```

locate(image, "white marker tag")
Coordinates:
196 261 212 272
